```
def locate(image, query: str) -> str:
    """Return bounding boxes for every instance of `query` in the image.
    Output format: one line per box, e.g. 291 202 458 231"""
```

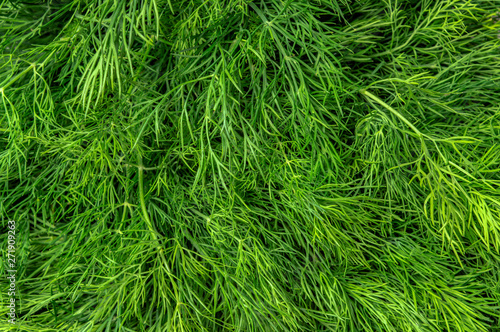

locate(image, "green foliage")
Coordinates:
1 0 500 331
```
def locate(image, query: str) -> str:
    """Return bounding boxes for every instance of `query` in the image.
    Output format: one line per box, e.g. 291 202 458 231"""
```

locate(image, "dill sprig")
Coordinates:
1 0 500 331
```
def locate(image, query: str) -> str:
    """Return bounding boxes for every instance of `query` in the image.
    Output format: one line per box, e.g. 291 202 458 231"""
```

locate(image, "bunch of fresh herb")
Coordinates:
1 0 500 331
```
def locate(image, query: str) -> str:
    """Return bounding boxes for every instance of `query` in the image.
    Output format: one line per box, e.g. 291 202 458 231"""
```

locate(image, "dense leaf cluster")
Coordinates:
1 0 500 331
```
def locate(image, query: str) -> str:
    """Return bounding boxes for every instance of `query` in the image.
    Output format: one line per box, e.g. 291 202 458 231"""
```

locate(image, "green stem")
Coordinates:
137 152 158 241
0 63 35 91
360 88 423 137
